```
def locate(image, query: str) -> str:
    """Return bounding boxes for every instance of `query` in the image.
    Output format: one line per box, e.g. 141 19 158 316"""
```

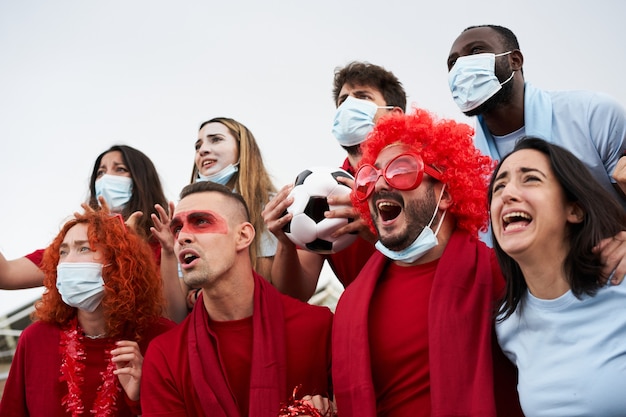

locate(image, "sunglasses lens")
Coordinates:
355 165 378 200
385 154 423 189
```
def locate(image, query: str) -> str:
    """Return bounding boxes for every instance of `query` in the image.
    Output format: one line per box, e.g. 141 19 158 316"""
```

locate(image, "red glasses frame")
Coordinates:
354 152 442 201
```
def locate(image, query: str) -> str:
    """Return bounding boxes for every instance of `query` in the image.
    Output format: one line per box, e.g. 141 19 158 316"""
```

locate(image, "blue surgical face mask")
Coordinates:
95 174 133 211
197 162 239 185
332 96 393 146
375 184 447 263
448 52 515 112
56 262 105 312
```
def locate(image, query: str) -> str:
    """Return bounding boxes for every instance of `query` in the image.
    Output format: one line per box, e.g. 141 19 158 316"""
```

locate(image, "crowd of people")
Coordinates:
2 23 626 417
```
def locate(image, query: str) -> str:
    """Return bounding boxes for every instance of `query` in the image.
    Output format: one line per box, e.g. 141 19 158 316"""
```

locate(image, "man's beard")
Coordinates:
375 185 437 251
464 60 515 117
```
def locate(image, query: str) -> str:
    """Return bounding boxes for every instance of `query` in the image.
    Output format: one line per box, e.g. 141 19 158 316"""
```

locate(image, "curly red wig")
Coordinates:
351 108 495 238
35 210 165 342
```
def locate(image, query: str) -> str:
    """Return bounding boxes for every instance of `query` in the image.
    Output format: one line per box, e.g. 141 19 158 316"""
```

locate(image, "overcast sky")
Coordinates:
1 0 625 310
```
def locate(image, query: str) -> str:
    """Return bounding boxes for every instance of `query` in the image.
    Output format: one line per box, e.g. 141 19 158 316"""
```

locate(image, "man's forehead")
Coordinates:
375 144 412 164
340 83 381 95
451 27 499 53
175 192 225 216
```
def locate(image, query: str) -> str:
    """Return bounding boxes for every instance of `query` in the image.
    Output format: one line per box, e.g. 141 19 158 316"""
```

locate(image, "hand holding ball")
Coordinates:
282 167 358 254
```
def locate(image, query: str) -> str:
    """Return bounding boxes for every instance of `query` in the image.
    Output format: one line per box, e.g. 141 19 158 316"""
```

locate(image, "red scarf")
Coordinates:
188 272 287 417
333 230 515 417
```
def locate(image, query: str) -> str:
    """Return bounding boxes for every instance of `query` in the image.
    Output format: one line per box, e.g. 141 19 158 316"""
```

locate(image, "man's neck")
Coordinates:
482 80 526 136
201 270 255 321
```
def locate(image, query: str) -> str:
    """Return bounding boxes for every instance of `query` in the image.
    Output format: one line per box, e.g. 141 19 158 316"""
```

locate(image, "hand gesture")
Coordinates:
111 340 144 401
151 202 176 254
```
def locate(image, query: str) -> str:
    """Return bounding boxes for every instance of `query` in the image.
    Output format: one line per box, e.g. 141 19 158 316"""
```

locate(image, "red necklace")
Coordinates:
59 318 121 416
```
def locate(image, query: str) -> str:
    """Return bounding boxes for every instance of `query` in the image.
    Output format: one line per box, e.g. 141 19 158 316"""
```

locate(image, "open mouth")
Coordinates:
502 211 532 231
180 252 199 265
377 201 402 222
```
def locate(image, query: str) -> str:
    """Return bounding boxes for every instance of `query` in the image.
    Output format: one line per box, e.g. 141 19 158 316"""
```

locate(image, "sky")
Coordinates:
1 0 625 312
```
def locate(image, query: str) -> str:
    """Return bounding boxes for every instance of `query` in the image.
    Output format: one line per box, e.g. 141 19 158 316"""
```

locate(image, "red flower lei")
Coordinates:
59 318 121 416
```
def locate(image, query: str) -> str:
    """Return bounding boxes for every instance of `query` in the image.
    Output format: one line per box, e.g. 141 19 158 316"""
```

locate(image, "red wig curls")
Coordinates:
351 108 495 238
35 210 165 342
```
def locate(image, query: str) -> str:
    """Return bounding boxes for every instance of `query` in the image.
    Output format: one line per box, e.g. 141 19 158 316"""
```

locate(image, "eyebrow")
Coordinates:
495 166 547 182
60 239 90 248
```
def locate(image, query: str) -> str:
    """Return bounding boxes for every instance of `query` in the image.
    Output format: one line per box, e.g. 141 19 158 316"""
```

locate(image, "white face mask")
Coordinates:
448 52 515 112
197 162 239 185
56 262 105 312
375 184 447 263
332 96 393 146
95 174 133 210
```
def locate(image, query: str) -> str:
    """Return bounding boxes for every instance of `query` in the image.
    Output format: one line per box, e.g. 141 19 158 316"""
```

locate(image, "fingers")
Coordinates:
301 395 335 416
263 184 295 236
594 232 626 285
111 341 143 375
125 211 144 233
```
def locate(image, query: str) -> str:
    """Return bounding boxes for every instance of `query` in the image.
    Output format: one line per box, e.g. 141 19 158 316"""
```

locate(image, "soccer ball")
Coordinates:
282 166 358 254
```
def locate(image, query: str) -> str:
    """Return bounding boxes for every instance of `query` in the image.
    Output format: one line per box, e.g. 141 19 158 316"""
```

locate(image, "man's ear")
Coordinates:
510 49 524 72
236 222 256 251
437 183 453 211
390 107 404 116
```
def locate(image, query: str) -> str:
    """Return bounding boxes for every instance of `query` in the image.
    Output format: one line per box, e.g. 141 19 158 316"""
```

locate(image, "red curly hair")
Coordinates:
351 108 495 238
35 210 165 342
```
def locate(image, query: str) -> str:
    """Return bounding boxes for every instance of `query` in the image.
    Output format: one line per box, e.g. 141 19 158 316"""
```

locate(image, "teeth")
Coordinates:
503 211 532 223
377 201 396 210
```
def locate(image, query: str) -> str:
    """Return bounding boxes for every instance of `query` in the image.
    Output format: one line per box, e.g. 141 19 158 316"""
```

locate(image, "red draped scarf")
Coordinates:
188 272 287 417
333 230 519 416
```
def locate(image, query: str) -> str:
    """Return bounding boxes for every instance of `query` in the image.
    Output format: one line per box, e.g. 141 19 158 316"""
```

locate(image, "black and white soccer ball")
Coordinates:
282 167 358 254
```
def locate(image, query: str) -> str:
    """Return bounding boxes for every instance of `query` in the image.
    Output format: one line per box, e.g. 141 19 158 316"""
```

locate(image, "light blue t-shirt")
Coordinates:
496 283 626 417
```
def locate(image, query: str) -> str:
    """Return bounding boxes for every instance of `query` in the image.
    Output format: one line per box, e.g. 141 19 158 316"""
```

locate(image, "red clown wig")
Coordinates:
35 210 165 342
352 108 495 238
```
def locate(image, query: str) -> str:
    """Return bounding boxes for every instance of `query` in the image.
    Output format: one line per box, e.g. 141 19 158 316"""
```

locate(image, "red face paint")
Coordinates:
170 210 228 238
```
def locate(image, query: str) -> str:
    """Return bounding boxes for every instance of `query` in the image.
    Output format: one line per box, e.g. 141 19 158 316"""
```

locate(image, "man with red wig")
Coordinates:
332 110 523 416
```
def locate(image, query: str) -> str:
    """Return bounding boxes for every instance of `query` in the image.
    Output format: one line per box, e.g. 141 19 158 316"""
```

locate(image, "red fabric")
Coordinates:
148 239 162 265
332 230 523 417
141 271 333 417
368 260 436 415
24 248 44 267
210 316 253 416
0 318 175 416
327 236 376 288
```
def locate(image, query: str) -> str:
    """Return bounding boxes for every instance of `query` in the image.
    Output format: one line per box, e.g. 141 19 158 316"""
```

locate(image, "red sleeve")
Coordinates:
0 326 28 416
24 249 45 267
141 325 193 417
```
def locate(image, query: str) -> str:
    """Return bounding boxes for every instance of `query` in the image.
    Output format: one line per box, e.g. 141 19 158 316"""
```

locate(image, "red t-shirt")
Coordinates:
368 260 437 416
211 316 253 416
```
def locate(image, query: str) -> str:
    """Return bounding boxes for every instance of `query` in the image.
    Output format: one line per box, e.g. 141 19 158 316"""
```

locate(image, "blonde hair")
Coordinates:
191 117 276 268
